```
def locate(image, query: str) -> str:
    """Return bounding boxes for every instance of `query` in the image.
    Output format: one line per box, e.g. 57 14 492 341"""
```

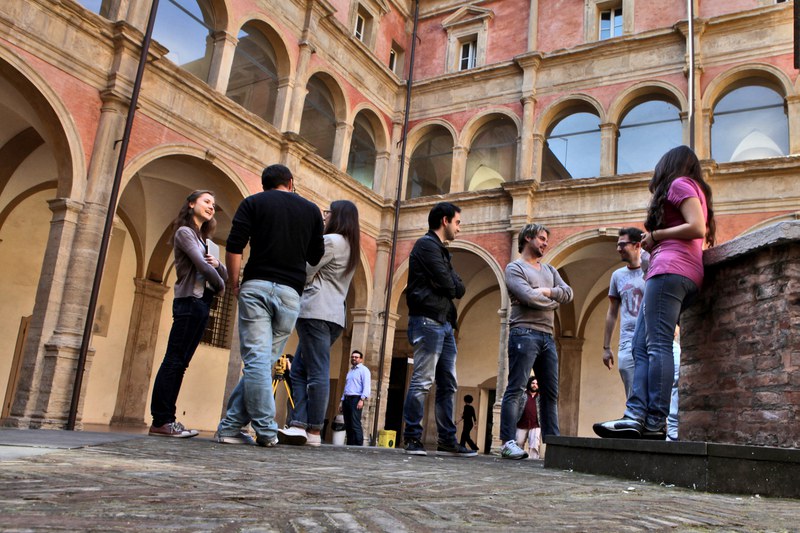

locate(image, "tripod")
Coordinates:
272 354 294 408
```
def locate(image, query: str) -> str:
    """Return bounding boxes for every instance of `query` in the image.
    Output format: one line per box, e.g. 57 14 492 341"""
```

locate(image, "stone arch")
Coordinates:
0 181 57 231
459 108 521 147
534 94 606 137
228 16 293 78
350 104 390 153
302 70 349 123
737 211 800 237
119 145 249 283
0 49 86 201
407 119 458 149
607 80 687 125
703 63 794 111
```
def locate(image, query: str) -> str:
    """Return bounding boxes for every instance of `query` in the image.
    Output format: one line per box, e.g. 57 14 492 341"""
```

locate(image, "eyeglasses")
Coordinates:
616 242 633 249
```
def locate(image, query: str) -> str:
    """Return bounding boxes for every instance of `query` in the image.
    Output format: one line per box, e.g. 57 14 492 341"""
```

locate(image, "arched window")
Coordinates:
617 99 682 174
407 127 453 199
711 82 789 163
466 116 517 191
153 0 215 82
347 112 378 189
299 76 337 161
226 23 279 124
543 112 600 180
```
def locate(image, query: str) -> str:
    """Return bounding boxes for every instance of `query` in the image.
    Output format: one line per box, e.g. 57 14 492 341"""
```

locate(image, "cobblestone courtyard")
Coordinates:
0 431 797 532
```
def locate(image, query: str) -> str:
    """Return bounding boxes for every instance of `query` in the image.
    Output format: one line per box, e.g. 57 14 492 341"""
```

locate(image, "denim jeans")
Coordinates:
667 340 681 440
151 295 211 427
618 339 634 399
402 315 458 444
217 280 300 440
500 327 559 442
342 395 364 445
289 318 343 431
625 274 696 431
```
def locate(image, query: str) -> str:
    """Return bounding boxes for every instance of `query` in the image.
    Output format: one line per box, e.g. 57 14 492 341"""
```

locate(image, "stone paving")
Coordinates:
0 432 798 532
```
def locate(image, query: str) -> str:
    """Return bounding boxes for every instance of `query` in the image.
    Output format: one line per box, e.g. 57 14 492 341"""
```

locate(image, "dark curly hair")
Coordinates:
645 146 716 247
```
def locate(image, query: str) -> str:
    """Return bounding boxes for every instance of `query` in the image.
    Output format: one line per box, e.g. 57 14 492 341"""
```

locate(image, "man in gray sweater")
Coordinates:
499 223 573 460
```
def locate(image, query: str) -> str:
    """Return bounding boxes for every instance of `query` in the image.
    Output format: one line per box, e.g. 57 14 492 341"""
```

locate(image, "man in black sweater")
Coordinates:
216 164 324 448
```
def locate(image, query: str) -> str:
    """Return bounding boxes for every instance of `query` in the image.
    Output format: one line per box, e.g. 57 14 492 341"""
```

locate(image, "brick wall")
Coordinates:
680 222 800 448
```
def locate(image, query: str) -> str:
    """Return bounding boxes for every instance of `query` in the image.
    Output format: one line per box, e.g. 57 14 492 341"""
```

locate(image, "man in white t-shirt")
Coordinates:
602 228 646 399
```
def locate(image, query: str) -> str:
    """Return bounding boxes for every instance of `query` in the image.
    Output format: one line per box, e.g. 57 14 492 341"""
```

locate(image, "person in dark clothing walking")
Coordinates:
458 394 479 451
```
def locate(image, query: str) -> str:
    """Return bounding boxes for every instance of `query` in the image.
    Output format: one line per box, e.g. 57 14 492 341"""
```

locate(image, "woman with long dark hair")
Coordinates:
149 190 227 438
595 145 715 440
279 200 361 446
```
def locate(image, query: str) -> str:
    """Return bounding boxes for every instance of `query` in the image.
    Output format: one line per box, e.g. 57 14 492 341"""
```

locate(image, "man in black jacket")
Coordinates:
402 202 475 457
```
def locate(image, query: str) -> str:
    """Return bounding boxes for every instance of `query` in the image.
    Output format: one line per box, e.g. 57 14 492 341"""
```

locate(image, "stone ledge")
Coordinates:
703 220 800 266
544 436 800 499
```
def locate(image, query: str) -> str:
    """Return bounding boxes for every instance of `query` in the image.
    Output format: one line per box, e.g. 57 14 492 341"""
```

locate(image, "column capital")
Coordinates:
133 277 170 299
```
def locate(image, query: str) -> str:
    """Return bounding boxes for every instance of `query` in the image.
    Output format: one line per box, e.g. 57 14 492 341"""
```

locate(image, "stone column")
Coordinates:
372 150 390 193
207 31 239 94
556 336 585 436
110 278 170 427
5 25 145 427
285 41 315 134
450 145 468 193
491 307 509 452
786 95 800 155
599 122 617 177
527 0 539 51
3 198 82 428
383 119 404 198
519 96 536 181
272 77 294 132
532 133 545 183
332 121 354 171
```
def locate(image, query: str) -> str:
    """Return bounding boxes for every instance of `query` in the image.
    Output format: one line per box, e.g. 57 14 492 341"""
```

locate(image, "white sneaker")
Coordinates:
277 426 307 446
306 433 321 447
501 440 528 460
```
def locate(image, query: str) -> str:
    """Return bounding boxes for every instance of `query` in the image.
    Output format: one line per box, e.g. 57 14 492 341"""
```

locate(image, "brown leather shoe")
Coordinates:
148 422 198 438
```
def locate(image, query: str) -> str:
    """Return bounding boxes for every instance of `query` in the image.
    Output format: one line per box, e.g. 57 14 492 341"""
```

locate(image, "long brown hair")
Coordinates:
172 190 216 242
645 146 716 247
325 200 360 274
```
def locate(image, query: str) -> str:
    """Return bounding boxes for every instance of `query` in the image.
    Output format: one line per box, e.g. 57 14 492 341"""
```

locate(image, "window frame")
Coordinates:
585 0 633 43
459 38 477 71
442 6 493 74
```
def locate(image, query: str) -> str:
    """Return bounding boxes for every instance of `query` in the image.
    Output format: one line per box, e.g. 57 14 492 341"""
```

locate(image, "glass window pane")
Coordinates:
153 0 214 81
466 118 517 191
712 85 788 163
226 24 279 124
347 113 377 189
544 112 600 179
407 128 453 199
618 100 682 174
299 76 337 161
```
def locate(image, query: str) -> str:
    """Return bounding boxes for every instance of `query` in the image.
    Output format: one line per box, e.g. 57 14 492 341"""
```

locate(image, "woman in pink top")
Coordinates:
595 146 715 440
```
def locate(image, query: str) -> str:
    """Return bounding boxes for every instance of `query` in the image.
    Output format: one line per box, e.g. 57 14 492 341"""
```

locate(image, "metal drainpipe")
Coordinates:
370 0 420 446
67 0 161 430
687 0 695 150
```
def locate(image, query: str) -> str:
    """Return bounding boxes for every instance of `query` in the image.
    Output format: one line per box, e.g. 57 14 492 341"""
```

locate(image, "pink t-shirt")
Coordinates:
645 177 707 289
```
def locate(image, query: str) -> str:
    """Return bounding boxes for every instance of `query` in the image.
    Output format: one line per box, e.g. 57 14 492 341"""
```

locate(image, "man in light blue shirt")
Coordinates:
340 350 370 446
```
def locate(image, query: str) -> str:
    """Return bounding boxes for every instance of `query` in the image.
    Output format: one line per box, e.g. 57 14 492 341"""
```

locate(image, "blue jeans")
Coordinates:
151 294 211 427
342 395 364 445
289 318 343 431
402 316 458 444
667 340 681 440
500 328 559 442
625 274 696 431
218 280 300 440
618 339 634 399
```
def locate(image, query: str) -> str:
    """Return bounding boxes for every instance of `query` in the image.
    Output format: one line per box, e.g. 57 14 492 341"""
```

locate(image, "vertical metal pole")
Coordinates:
370 0 420 446
687 0 695 150
67 0 160 430
795 0 800 70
